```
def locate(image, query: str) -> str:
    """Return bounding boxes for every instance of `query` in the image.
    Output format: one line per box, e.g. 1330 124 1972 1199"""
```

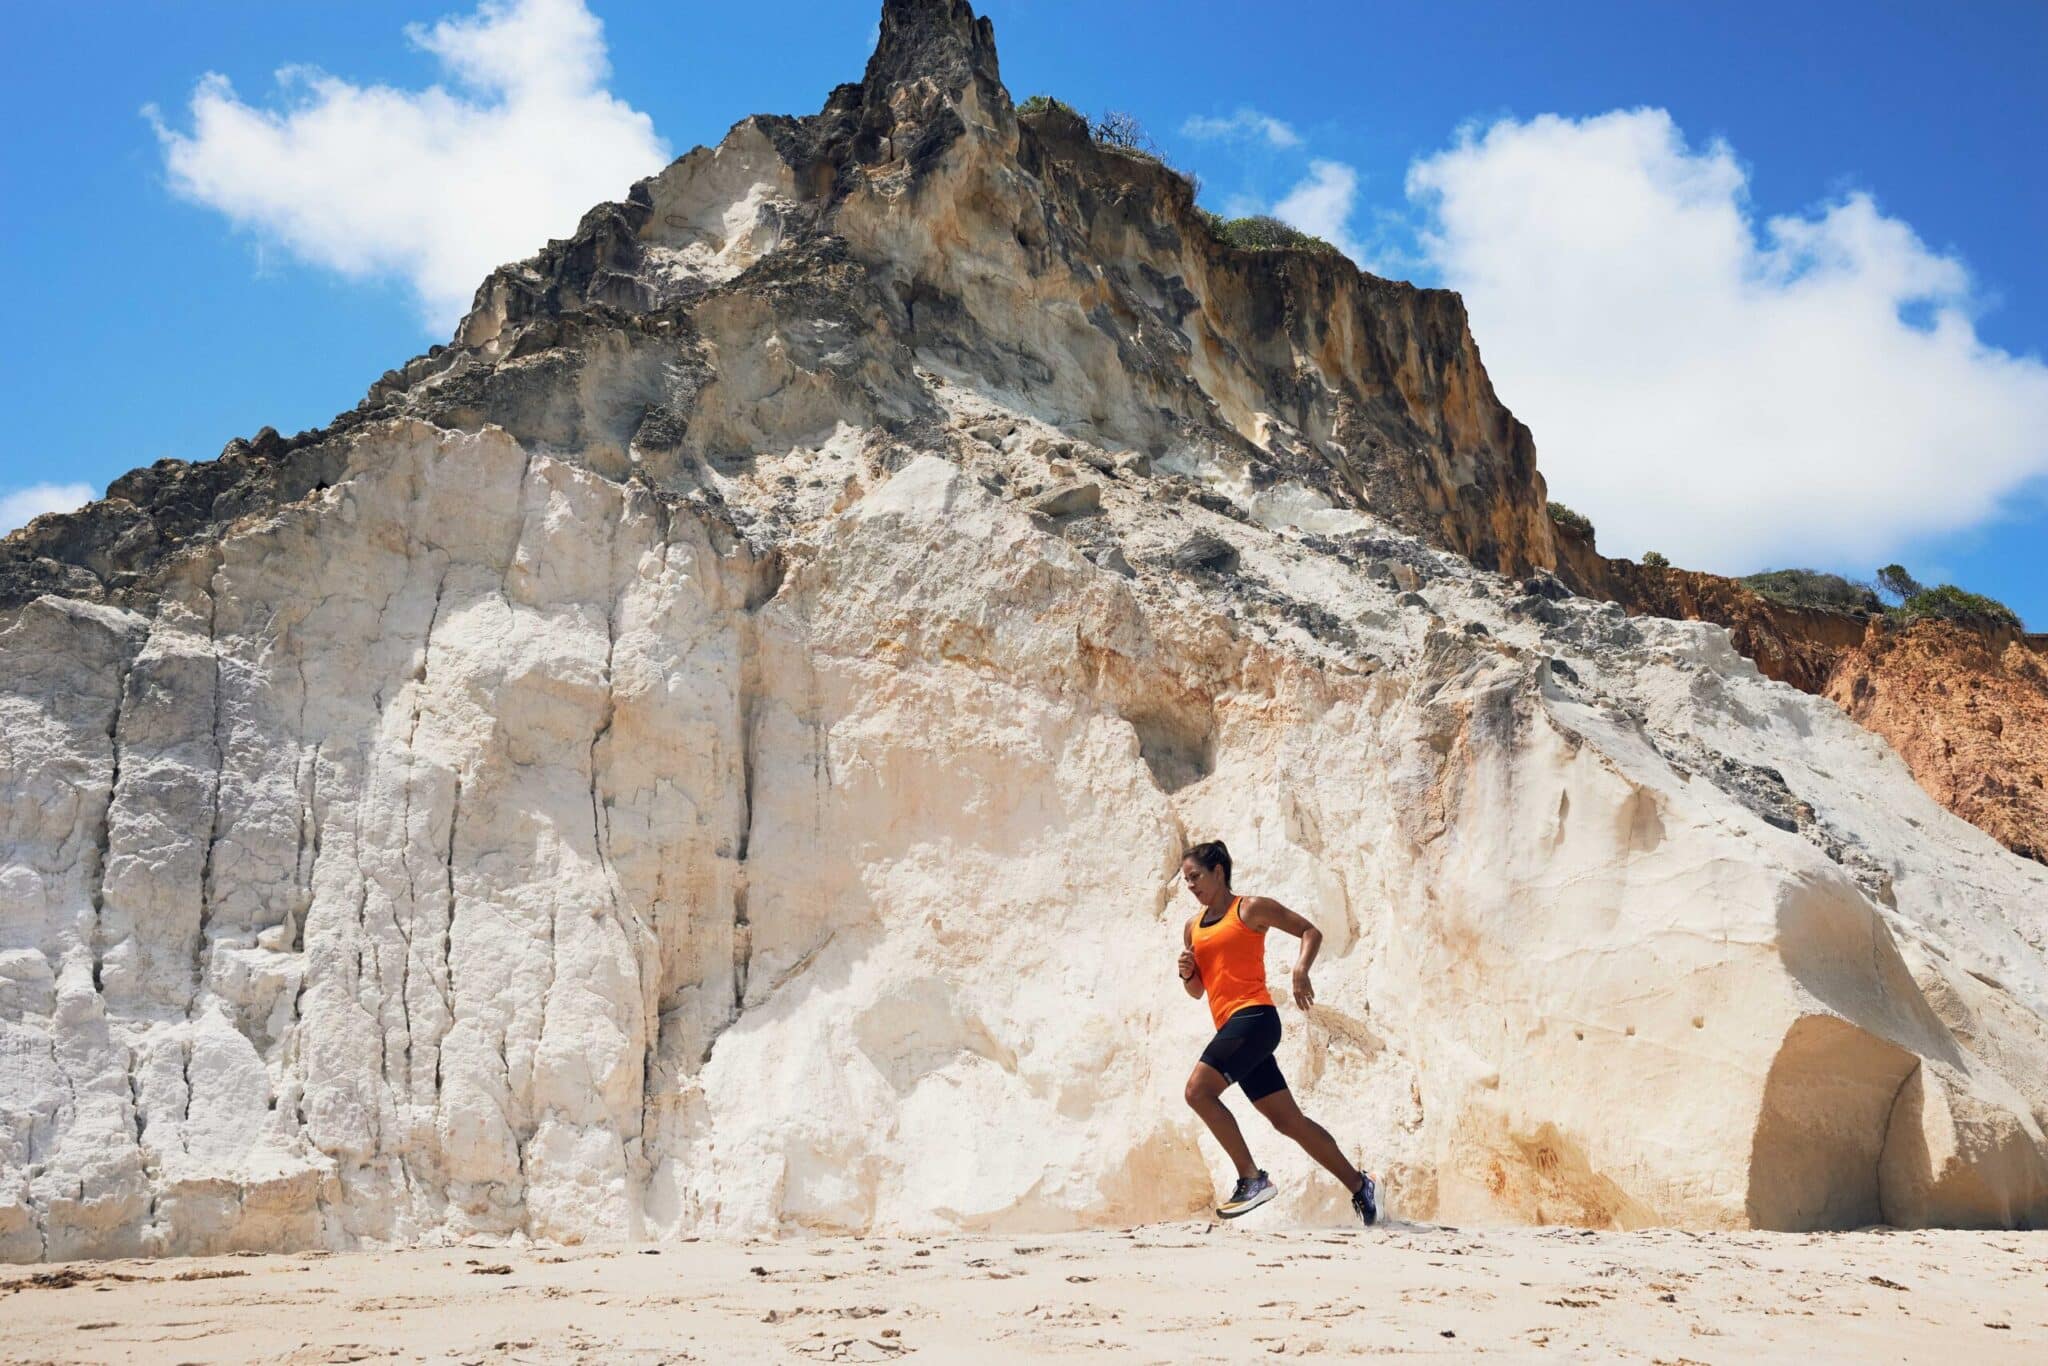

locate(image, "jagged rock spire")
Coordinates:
863 0 1002 100
807 0 1008 185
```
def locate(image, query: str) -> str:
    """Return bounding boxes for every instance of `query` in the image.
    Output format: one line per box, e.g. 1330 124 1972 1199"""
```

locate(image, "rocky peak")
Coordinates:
810 0 1008 197
1 0 1555 608
860 0 1002 111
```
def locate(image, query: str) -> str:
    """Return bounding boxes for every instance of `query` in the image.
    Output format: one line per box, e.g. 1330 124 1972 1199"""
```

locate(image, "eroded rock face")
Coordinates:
1555 519 2048 865
3 0 2046 1257
1827 623 2048 867
0 0 1549 617
1552 526 1871 694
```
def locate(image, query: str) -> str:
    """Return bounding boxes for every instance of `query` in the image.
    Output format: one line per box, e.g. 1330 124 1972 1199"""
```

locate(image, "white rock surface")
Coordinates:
3 408 2045 1259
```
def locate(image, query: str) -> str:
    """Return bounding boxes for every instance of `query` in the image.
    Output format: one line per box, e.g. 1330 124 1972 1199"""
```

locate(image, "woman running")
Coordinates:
1177 840 1377 1224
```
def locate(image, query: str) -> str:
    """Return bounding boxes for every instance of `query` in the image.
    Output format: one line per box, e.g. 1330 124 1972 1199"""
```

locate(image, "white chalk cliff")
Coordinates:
3 0 2045 1260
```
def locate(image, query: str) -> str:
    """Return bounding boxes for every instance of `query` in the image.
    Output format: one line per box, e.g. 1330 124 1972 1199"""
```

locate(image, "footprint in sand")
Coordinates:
964 1258 1023 1279
1024 1304 1119 1327
281 1344 393 1364
790 1332 909 1361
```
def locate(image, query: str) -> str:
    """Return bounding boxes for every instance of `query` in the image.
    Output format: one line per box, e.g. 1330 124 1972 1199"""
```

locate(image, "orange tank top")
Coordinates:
1189 894 1274 1029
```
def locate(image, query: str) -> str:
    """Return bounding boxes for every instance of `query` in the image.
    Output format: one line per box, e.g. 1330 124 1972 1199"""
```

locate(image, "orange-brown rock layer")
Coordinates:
1827 622 2048 865
1554 519 2048 865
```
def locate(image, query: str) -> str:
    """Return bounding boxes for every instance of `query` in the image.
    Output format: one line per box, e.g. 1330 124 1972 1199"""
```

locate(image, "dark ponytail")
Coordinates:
1182 840 1232 887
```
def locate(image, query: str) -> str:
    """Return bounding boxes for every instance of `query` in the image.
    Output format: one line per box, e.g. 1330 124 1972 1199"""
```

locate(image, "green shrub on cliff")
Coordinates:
1892 584 2023 630
1641 550 1670 568
1018 94 1080 120
1195 212 1340 254
1741 568 1881 614
1547 502 1595 541
1875 563 1924 603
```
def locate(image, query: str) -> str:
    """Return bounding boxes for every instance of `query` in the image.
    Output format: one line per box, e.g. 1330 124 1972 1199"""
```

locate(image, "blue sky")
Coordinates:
4 0 2044 624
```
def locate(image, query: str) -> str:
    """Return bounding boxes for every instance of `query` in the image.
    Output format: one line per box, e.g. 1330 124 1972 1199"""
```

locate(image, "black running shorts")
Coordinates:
1197 1004 1286 1101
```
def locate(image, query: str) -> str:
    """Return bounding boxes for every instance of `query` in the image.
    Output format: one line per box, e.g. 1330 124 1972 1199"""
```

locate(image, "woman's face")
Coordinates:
1182 857 1225 901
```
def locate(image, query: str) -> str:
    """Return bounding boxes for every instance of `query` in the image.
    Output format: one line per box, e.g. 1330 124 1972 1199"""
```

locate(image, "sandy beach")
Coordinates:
3 1222 2043 1363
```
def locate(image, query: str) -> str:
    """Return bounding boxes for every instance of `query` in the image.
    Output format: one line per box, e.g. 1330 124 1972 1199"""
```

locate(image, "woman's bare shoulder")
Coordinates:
1237 894 1283 927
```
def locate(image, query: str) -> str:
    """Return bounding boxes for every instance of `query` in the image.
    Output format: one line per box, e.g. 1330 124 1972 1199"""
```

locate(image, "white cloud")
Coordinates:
1404 109 2048 571
1272 159 1367 263
1 483 96 535
1181 107 1302 149
149 0 669 333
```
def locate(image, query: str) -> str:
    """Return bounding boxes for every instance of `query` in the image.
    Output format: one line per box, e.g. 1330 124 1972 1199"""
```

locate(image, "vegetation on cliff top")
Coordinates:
1547 502 1594 540
1017 94 1080 120
1876 564 1920 602
1018 95 1337 255
1742 569 1883 614
1019 96 1195 183
1193 211 1341 255
1892 584 2024 630
1874 564 2024 629
1741 564 2023 629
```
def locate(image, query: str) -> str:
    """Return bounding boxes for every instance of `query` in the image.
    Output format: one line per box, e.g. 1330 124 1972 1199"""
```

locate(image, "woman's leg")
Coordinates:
1184 1063 1258 1179
1250 1086 1365 1192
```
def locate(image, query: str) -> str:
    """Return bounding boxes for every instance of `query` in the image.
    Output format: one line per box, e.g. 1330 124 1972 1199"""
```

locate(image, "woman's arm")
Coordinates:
1242 895 1322 1009
1178 918 1205 999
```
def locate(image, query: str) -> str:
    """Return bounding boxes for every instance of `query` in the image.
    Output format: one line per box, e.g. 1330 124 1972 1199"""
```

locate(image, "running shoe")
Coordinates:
1350 1171 1378 1227
1217 1170 1276 1219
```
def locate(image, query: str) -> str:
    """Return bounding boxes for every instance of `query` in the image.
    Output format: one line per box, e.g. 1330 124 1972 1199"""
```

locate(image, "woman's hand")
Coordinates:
1291 969 1315 1010
1177 949 1199 983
